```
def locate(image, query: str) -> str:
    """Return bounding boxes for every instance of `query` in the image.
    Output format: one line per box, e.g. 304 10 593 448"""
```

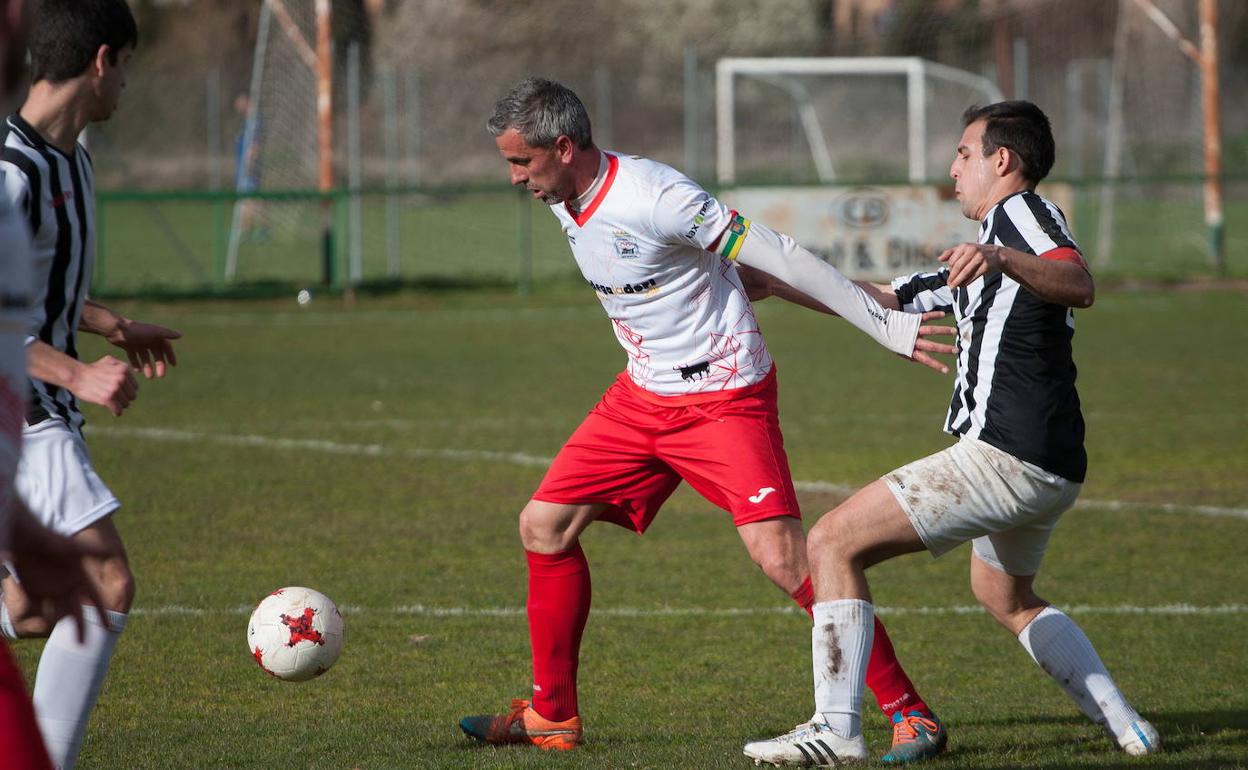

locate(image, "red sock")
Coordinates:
790 576 815 617
866 615 929 717
526 544 591 722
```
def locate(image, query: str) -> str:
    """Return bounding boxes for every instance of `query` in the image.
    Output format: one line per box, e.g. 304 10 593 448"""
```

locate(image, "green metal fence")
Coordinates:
94 176 1244 298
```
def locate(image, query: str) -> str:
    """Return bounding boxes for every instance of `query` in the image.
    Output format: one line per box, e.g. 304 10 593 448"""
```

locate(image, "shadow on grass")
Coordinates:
944 708 1247 769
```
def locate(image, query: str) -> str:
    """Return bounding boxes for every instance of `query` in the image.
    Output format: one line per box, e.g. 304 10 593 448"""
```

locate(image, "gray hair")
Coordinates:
486 77 594 150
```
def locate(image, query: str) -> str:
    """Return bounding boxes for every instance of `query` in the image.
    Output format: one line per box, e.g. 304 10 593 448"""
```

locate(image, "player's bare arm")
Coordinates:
732 253 954 373
27 341 137 416
80 299 181 378
941 243 1095 308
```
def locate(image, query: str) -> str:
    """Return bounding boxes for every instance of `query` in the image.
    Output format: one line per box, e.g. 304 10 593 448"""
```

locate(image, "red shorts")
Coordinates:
534 368 800 533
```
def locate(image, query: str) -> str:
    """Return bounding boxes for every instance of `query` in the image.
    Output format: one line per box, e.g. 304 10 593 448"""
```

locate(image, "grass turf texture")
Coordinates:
11 287 1247 769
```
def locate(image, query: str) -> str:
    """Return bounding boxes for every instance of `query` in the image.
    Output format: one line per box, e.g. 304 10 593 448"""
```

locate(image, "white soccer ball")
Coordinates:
247 586 344 681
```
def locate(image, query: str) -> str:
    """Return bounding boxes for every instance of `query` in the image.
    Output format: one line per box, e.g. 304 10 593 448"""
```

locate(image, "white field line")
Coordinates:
87 426 1248 521
88 426 552 468
183 306 603 328
133 603 1248 619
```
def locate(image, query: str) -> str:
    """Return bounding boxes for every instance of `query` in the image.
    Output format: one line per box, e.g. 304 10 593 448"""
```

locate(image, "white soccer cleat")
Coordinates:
1115 719 1161 756
743 719 868 767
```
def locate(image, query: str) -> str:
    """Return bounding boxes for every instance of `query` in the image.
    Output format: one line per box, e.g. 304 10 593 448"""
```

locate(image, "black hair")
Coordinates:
28 0 137 83
962 101 1055 183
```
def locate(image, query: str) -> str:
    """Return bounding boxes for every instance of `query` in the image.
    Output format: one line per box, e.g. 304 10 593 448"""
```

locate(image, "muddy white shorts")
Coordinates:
883 436 1080 576
15 419 119 536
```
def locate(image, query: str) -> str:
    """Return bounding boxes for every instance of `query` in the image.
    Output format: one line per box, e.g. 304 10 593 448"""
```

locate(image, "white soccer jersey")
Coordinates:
2 114 97 433
550 152 771 397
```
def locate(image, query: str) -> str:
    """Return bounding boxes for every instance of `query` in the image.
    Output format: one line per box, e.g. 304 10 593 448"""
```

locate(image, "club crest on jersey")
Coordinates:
613 230 639 259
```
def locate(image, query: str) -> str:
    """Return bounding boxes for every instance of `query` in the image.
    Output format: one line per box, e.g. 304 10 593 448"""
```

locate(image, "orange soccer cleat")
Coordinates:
882 710 947 764
459 699 583 751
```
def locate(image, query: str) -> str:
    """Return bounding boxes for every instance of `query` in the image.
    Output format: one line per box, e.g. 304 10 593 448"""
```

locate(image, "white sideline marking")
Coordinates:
87 426 1248 520
89 426 551 468
185 306 602 328
133 603 1247 618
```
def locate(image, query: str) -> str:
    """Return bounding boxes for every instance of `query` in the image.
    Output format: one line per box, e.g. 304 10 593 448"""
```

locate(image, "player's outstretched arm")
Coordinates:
80 299 181 379
941 243 1095 308
27 341 138 416
730 221 955 372
738 264 899 313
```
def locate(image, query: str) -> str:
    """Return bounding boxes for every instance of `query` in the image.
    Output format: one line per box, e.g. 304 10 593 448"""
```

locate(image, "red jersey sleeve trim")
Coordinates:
565 153 619 227
1039 246 1087 268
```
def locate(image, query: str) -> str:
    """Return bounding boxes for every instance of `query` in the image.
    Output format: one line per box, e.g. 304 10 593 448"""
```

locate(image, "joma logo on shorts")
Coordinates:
748 487 777 503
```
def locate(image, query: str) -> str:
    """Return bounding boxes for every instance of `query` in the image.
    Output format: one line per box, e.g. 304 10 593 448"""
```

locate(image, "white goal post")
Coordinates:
713 57 1029 281
715 57 1004 185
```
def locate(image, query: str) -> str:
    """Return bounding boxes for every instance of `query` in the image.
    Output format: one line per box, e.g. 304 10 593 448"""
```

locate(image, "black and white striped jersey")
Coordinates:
1 114 97 433
892 190 1088 482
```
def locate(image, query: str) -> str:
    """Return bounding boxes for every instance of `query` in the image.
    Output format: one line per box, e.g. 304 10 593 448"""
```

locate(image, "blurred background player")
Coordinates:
232 90 265 240
0 2 182 768
459 77 955 759
0 1 116 768
742 101 1159 765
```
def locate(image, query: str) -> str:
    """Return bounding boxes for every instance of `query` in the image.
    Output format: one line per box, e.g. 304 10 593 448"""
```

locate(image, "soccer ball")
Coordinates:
247 586 344 681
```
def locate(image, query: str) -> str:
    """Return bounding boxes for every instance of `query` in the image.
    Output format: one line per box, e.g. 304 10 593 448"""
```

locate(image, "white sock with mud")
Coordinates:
33 606 127 770
1017 606 1142 736
812 599 873 738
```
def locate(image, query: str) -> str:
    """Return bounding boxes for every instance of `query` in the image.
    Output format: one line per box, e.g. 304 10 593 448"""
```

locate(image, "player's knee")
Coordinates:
807 511 861 566
517 507 545 549
97 559 136 613
972 576 1040 630
517 506 568 553
748 544 798 586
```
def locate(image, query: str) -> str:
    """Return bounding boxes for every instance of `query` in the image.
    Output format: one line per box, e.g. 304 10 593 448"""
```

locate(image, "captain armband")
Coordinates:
716 213 752 261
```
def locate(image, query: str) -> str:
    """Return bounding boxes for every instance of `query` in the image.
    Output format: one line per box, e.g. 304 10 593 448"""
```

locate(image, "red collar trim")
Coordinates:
565 153 618 227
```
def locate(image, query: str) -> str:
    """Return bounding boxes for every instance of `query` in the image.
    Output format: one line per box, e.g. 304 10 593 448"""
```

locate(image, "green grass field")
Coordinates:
12 286 1248 769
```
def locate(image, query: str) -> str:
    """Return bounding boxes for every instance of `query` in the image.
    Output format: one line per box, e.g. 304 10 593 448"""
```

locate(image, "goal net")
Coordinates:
715 57 1008 280
225 0 328 286
716 57 1004 186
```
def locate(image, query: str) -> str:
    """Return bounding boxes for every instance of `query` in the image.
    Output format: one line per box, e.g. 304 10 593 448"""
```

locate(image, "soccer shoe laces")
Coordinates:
776 719 833 743
891 713 939 745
